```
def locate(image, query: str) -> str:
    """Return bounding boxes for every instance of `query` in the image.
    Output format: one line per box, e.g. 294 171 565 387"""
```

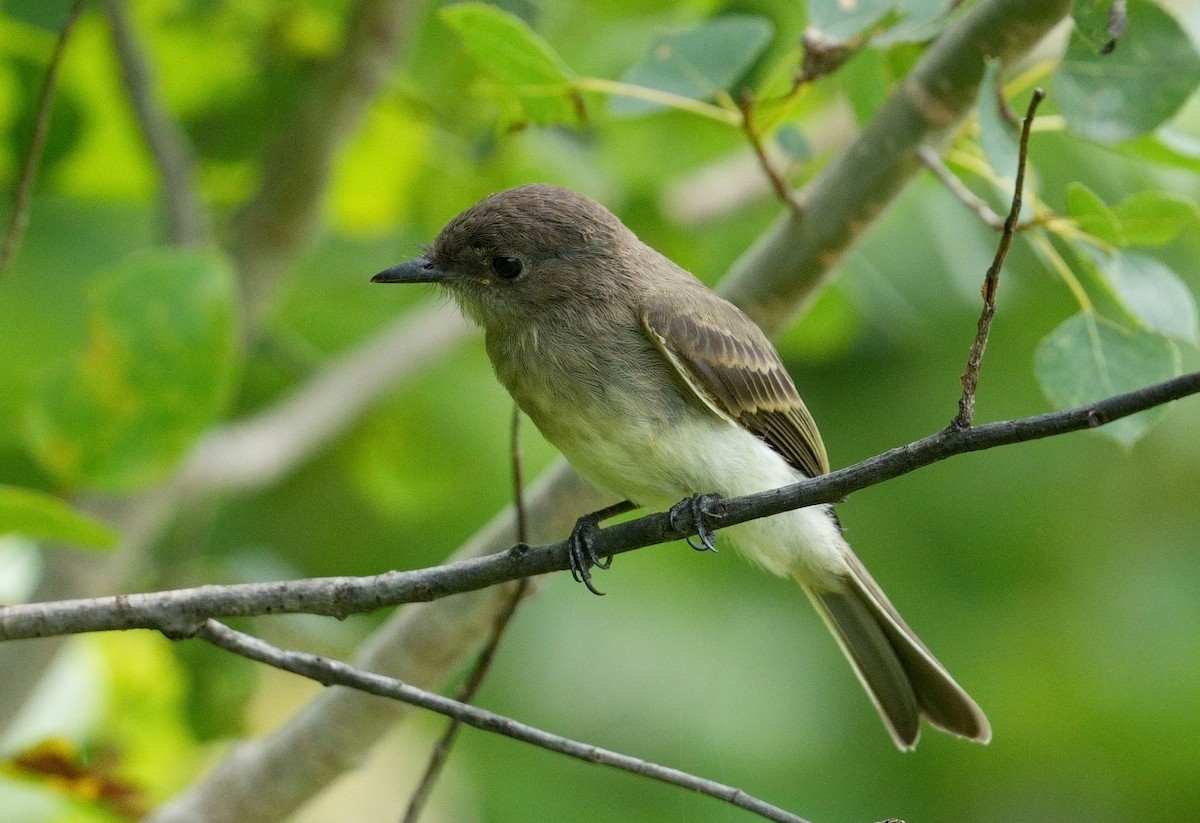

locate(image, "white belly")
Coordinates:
555 412 849 586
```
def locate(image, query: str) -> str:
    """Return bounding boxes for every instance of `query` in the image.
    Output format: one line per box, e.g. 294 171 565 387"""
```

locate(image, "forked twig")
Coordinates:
197 620 812 823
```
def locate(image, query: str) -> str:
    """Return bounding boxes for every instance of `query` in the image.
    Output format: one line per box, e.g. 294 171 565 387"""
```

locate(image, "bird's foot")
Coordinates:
669 493 721 553
567 500 635 596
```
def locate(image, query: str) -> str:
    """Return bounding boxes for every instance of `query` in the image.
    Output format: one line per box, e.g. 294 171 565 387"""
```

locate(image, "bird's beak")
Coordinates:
371 256 450 284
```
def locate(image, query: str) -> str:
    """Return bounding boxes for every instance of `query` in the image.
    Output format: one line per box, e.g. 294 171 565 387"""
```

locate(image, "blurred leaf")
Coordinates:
775 123 811 161
1072 0 1128 54
610 15 773 116
1 0 76 30
1111 189 1199 246
1093 249 1199 342
0 485 116 550
439 2 580 126
1057 0 1200 143
807 0 947 44
2 737 147 820
24 249 239 492
977 60 1019 180
1035 312 1180 445
1066 181 1124 245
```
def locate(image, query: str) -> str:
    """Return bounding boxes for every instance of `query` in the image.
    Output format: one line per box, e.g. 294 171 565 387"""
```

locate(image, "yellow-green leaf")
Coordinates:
24 249 239 492
439 3 580 126
0 485 117 550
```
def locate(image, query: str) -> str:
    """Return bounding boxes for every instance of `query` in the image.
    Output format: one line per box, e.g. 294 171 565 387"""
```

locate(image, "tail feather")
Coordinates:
796 553 991 750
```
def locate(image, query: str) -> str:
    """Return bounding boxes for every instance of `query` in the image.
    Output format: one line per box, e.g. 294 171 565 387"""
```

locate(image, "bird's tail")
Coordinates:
795 551 991 750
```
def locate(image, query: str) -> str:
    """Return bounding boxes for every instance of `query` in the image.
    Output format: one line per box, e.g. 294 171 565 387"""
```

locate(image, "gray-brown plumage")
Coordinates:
373 183 990 749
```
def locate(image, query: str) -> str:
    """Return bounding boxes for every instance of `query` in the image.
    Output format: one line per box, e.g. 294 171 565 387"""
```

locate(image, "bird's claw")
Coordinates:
565 500 634 596
568 517 607 596
670 493 721 552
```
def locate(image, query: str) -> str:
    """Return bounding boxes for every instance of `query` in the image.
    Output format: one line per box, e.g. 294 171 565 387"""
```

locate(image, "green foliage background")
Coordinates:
1 1 1199 822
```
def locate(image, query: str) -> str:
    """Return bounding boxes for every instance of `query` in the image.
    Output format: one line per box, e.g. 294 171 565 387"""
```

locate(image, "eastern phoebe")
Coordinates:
372 183 989 749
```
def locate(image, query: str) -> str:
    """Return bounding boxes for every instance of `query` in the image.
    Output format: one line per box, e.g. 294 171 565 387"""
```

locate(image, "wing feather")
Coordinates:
642 297 829 478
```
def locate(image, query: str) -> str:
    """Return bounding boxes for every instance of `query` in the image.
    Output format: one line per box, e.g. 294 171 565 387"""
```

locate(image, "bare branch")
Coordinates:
738 93 804 215
178 302 470 496
952 88 1045 430
0 0 87 276
195 619 812 823
101 0 209 246
4 369 1196 644
917 145 1006 229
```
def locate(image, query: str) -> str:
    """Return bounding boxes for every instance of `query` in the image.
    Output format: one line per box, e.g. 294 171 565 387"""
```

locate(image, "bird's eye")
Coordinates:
491 256 523 280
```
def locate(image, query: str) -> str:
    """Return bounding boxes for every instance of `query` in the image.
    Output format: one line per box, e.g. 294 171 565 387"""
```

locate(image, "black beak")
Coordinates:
371 257 450 284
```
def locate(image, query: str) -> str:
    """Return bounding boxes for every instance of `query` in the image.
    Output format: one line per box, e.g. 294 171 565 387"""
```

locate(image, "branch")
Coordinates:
101 0 209 246
721 0 1070 336
195 620 812 823
228 0 420 328
0 0 87 276
5 370 1197 643
952 88 1044 429
176 301 469 496
917 145 1006 229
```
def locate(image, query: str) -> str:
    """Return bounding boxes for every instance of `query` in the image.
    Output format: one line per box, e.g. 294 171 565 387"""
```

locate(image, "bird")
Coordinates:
372 183 990 749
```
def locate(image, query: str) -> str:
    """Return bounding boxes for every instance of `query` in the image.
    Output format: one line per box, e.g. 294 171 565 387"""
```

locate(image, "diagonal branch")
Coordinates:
196 619 811 823
101 0 209 247
0 0 87 276
5 369 1196 644
228 0 421 328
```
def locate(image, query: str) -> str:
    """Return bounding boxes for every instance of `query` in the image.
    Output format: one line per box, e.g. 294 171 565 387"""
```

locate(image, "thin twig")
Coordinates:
738 92 803 215
917 146 1006 229
0 0 87 276
3 367 1197 643
101 0 208 246
196 619 812 823
399 407 530 823
951 88 1044 430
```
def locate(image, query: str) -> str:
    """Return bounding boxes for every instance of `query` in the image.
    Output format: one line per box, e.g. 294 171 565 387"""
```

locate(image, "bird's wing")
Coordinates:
642 296 829 478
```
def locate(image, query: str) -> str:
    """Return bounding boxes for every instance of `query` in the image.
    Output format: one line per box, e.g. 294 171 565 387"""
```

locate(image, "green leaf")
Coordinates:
775 124 811 161
438 2 579 126
1111 190 1199 246
1066 181 1125 245
1035 312 1180 445
807 0 946 44
1072 0 1127 54
1057 0 1200 143
0 485 117 550
609 15 774 116
1093 249 1199 342
24 249 239 492
2 0 77 30
977 61 1019 180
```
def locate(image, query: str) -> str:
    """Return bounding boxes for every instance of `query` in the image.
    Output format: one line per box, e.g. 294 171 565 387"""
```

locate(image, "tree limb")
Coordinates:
194 619 813 823
722 0 1071 337
228 0 422 328
100 0 209 247
5 369 1196 643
